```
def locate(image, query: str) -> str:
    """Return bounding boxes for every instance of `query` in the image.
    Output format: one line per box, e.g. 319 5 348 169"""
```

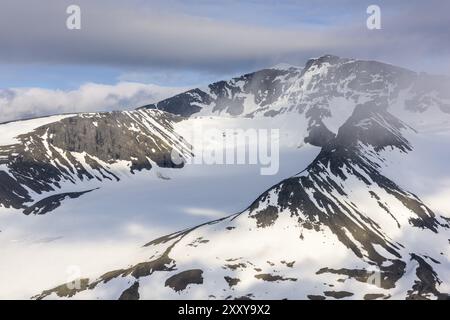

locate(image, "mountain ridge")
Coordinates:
0 109 191 214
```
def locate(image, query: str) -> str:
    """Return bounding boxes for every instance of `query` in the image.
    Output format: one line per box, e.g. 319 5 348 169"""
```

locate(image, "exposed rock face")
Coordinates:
165 269 204 292
22 189 96 215
118 282 140 300
140 68 300 117
0 109 191 214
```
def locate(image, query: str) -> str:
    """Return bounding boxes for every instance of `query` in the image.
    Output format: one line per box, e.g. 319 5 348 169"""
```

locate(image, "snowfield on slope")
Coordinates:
0 113 320 299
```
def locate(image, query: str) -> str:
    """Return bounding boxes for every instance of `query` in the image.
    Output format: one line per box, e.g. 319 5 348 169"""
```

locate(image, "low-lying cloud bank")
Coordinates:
0 82 186 123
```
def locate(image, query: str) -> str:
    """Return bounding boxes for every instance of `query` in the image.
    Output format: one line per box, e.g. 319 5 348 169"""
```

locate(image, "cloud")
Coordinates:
0 0 448 75
184 207 227 218
0 82 186 123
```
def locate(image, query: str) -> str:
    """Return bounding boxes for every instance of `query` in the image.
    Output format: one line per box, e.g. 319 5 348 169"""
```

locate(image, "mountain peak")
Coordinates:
313 54 341 61
269 62 301 71
303 54 346 70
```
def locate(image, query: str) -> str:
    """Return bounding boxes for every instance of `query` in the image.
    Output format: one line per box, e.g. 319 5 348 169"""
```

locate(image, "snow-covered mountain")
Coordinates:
1 55 449 216
34 99 450 300
142 54 450 146
1 55 450 299
0 109 191 214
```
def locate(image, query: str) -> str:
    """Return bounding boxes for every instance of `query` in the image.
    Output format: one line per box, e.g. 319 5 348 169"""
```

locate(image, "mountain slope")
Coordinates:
35 101 450 300
142 55 450 146
140 64 303 117
0 109 191 214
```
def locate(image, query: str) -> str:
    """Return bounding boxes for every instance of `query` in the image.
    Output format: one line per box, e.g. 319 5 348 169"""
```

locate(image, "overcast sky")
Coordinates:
0 0 449 121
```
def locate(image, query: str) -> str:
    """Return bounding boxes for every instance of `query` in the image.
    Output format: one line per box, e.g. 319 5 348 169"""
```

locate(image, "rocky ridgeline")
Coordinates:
0 109 191 214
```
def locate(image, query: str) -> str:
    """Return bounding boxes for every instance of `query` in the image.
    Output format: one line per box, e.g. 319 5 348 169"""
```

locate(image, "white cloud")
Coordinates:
184 207 227 218
0 82 187 123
